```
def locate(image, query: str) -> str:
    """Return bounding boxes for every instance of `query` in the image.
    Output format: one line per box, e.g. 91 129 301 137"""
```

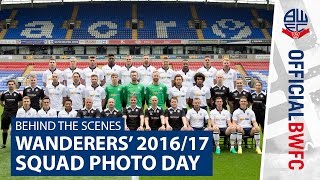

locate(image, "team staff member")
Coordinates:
169 74 189 113
123 71 145 107
16 96 38 118
67 72 86 111
23 74 45 111
146 71 167 109
122 96 144 131
105 73 124 112
165 97 189 131
186 98 210 131
77 98 100 118
144 96 165 131
251 81 267 132
210 73 229 110
101 98 122 118
228 78 252 112
0 80 22 149
58 99 77 117
37 96 57 117
209 97 237 154
232 96 262 154
189 72 211 110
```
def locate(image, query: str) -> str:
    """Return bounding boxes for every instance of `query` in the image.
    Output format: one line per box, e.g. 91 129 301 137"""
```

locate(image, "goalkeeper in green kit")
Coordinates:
146 71 168 109
123 71 145 107
105 73 124 111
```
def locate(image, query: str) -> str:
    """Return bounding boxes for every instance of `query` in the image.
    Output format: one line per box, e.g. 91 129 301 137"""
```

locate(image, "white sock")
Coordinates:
237 132 243 146
213 132 220 148
230 133 237 148
254 132 260 148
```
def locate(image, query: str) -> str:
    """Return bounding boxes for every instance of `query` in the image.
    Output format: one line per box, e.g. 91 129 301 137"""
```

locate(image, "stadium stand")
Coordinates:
197 4 265 39
0 3 273 39
137 3 197 39
72 4 132 39
241 62 269 91
0 62 28 91
5 5 72 39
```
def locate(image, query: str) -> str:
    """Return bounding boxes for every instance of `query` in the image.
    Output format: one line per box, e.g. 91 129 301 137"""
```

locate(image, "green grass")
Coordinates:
0 106 262 180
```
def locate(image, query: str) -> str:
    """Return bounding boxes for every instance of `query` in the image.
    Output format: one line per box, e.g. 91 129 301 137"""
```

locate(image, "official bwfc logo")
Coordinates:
282 8 309 39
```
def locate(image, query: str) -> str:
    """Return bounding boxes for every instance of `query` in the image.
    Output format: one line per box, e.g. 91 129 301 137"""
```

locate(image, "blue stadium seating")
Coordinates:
197 4 264 39
72 4 132 39
0 9 12 21
0 70 24 91
5 5 71 39
246 70 269 91
137 3 197 39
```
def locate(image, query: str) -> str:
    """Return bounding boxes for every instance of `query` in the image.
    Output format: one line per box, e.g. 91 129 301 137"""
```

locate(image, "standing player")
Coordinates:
217 58 238 91
0 80 22 148
146 71 167 109
16 96 38 117
169 74 189 113
44 73 67 114
101 98 122 118
228 78 252 112
77 98 100 118
175 59 195 89
123 71 145 107
251 81 267 132
210 72 229 110
102 54 122 86
37 96 57 117
186 98 210 131
120 55 137 85
232 96 262 154
82 56 104 87
189 72 211 110
42 58 63 87
58 99 77 117
197 56 217 88
144 96 165 131
63 57 84 86
85 74 106 111
23 74 45 111
158 58 175 92
210 97 237 154
122 96 144 131
137 55 156 87
105 73 124 112
165 97 189 131
67 72 86 111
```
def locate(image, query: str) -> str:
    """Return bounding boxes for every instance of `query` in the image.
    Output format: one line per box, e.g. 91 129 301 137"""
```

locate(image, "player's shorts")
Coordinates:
219 128 227 136
243 128 252 136
192 127 204 131
1 112 14 130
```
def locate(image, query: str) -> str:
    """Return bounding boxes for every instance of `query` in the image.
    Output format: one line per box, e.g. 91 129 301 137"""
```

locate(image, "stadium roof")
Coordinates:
0 0 275 5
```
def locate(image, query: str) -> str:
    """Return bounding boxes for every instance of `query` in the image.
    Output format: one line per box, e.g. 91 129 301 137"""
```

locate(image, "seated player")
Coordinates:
58 99 77 118
186 97 210 131
165 97 189 131
122 96 144 131
101 98 122 118
232 96 262 154
37 96 57 117
77 97 100 118
209 97 237 154
144 96 165 131
16 96 38 118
